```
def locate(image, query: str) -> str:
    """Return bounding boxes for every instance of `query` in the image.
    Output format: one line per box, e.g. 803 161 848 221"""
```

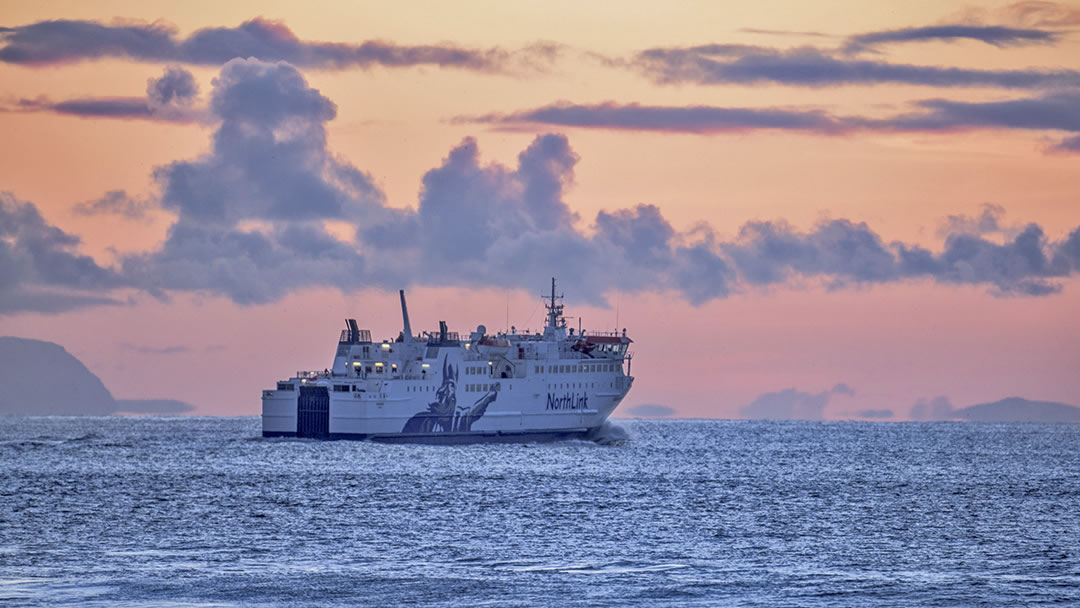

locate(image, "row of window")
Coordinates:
534 363 620 374
346 361 615 377
550 383 600 390
465 383 508 393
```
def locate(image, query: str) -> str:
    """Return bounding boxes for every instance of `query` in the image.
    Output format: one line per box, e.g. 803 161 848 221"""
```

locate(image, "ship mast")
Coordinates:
542 277 567 336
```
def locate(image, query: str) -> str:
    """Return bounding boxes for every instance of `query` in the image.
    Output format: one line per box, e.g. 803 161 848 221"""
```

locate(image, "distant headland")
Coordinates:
0 336 194 415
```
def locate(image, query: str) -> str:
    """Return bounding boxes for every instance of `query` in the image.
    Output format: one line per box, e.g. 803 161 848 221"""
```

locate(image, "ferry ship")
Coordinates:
261 279 634 443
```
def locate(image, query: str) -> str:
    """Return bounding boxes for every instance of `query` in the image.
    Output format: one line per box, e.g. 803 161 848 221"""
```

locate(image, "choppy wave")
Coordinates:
1 416 1078 607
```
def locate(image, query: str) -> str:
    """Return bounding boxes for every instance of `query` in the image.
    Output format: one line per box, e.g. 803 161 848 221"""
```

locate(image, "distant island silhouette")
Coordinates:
952 397 1080 423
911 394 1080 423
0 336 194 415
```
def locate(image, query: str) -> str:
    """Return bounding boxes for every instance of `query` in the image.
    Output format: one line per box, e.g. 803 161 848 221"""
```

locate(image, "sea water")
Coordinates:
1 417 1077 607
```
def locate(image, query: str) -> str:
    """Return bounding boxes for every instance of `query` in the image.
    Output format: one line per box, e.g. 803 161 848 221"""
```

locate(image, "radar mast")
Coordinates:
542 277 567 336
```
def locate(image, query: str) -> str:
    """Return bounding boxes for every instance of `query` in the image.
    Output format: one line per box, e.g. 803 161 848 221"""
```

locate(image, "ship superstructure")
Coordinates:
262 279 634 442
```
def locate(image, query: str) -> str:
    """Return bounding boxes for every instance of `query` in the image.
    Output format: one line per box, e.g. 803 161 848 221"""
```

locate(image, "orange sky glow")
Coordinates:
2 0 1078 418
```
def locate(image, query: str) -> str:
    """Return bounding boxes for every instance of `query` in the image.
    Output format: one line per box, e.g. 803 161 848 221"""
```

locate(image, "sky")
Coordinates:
1 0 1079 419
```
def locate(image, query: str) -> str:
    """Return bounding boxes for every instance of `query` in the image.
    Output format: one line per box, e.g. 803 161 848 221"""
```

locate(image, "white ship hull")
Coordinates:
263 383 629 443
261 282 634 443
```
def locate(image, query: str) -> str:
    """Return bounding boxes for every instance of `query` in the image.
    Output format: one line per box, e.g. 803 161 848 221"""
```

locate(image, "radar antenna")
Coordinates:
542 277 566 330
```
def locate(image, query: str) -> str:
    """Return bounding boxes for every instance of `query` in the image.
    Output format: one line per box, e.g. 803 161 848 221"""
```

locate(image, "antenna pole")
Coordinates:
542 276 570 332
548 277 556 328
615 290 620 332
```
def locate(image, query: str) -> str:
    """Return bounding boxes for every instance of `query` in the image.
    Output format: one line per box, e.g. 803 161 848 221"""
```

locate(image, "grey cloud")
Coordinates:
881 93 1080 153
0 289 122 314
730 218 1075 296
725 219 900 288
8 66 202 123
844 25 1059 54
1051 134 1080 153
398 134 578 265
879 91 1080 132
147 65 198 107
832 383 855 397
153 59 383 226
130 58 737 305
1004 1 1080 27
359 130 734 303
114 59 397 304
633 45 1080 89
122 221 366 305
43 97 152 117
1057 228 1080 271
0 192 125 313
0 17 554 74
938 204 1009 238
467 101 852 135
466 91 1080 154
740 383 855 420
897 223 1069 296
0 19 178 64
717 217 1077 296
6 58 1080 313
73 190 152 220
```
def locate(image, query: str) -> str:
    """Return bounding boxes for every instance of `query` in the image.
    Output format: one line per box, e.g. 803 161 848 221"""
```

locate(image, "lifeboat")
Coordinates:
475 336 512 358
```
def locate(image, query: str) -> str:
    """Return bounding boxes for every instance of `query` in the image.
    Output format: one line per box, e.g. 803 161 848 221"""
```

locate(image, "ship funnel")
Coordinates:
399 289 413 342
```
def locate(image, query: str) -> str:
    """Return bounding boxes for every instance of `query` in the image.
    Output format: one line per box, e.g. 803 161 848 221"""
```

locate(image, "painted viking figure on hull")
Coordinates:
402 356 497 433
